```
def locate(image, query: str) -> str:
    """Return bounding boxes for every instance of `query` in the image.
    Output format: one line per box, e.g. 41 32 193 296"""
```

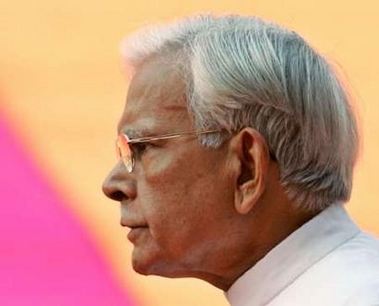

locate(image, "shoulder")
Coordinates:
305 231 379 290
343 281 379 306
269 231 379 306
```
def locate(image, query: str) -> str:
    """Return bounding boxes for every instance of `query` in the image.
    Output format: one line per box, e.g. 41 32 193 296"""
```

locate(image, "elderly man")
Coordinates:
102 15 379 305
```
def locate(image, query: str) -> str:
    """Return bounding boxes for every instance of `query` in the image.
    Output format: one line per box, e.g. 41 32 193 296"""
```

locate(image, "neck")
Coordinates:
210 167 319 291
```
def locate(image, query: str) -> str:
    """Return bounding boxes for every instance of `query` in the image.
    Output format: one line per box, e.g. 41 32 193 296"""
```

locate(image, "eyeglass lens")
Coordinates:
116 134 133 172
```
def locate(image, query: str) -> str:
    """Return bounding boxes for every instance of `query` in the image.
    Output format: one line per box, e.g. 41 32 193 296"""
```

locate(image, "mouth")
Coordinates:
120 218 147 228
120 220 148 241
126 226 148 242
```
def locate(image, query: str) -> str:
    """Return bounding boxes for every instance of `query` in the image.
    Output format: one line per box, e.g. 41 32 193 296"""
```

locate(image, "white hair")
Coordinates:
120 15 359 212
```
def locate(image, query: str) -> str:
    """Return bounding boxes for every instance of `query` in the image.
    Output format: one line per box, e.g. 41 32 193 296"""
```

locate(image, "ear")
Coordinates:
232 128 270 215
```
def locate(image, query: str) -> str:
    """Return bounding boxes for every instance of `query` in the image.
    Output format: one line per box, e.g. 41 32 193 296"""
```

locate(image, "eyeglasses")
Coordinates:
116 130 221 173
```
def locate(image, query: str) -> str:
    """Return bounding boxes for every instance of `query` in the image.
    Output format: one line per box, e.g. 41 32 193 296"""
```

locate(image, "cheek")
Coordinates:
136 181 202 251
141 147 232 215
142 146 187 183
140 155 191 205
140 172 232 239
137 146 234 240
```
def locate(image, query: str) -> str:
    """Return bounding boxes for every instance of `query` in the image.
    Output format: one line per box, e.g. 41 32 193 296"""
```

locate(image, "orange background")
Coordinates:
1 1 378 305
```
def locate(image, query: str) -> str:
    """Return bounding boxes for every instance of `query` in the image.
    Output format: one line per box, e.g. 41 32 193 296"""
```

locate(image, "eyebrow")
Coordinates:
117 122 152 138
122 128 151 139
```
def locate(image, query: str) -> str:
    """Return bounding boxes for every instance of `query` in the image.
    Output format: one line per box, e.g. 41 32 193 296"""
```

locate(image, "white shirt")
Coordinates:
226 204 379 306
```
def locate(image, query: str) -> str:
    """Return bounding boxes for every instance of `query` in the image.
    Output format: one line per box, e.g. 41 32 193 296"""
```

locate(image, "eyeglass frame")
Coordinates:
116 129 221 173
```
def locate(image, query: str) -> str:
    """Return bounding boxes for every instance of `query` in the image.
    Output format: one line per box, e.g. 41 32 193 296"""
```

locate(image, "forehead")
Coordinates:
118 55 191 135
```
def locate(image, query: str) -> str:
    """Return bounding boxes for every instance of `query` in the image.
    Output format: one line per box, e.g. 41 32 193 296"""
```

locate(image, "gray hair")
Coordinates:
121 15 359 212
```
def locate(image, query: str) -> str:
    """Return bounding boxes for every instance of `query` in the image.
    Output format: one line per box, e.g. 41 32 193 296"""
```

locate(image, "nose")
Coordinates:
102 162 137 202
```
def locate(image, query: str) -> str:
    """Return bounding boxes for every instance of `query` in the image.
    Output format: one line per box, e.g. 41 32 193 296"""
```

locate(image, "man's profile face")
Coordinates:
103 56 243 279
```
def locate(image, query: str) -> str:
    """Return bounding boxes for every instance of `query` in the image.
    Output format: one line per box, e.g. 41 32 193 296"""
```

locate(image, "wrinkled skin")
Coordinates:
102 56 255 289
102 55 316 290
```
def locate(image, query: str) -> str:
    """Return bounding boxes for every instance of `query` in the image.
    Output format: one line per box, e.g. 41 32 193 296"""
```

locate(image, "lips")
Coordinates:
126 226 148 242
120 219 148 242
120 220 147 229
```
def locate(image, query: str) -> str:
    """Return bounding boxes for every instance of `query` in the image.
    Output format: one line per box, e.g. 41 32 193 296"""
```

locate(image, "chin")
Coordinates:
131 254 153 275
132 262 149 276
131 255 190 279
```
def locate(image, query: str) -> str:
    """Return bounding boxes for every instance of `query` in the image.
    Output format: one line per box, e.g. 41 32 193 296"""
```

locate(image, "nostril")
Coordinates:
102 166 136 202
109 190 126 201
102 180 125 201
102 183 126 201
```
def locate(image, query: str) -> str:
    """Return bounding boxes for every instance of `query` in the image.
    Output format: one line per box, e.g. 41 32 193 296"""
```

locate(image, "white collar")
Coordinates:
226 204 360 306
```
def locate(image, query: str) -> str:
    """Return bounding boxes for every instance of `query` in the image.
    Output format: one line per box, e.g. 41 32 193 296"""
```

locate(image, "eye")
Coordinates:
131 142 149 158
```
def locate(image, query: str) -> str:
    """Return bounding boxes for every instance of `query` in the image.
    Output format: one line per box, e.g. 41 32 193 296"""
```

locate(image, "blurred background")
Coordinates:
1 0 378 305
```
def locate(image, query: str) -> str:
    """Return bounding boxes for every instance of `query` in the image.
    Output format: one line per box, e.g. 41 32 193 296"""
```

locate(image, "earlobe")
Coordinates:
233 128 270 215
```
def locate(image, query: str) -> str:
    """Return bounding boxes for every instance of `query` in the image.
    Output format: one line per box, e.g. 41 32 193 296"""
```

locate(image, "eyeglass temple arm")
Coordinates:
127 130 220 143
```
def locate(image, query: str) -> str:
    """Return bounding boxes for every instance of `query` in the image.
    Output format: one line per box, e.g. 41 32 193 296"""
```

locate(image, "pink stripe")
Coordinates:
0 114 137 305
